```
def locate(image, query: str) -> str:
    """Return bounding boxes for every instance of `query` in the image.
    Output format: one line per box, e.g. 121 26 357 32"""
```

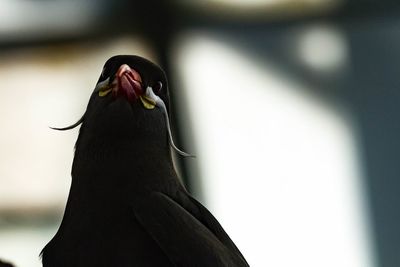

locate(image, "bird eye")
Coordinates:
153 81 163 94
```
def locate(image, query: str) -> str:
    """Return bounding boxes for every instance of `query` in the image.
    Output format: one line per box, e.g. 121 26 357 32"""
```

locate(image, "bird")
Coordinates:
41 55 249 267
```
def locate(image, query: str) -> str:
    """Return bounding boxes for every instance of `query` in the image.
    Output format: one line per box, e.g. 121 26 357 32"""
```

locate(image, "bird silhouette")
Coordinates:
41 55 249 267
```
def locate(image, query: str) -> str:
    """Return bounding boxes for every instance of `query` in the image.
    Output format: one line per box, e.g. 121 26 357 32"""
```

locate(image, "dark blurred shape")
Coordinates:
175 0 342 21
0 259 14 267
0 0 104 42
346 22 400 267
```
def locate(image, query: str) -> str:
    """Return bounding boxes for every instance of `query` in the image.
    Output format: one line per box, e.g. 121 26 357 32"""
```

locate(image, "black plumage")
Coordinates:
41 55 249 266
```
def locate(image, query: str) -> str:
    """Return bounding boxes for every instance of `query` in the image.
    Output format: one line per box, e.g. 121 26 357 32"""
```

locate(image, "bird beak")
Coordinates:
96 64 144 102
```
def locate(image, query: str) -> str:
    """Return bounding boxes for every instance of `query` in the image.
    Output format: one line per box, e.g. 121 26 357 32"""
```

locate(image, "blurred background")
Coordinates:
0 0 399 266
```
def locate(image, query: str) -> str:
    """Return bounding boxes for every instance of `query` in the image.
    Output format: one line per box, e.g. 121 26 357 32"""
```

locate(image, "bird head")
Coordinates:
52 55 192 157
94 55 169 110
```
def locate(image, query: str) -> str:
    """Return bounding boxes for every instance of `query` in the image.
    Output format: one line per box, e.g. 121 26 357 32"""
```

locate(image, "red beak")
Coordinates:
113 64 143 102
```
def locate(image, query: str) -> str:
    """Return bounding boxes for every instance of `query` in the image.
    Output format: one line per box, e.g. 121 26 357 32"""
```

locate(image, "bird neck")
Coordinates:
71 132 177 189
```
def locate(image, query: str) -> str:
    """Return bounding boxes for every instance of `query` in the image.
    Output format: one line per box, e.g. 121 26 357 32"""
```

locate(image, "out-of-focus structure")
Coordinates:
0 1 399 266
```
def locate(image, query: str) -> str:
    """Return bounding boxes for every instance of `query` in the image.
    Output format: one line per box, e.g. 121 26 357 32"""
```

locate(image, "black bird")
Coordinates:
41 55 249 267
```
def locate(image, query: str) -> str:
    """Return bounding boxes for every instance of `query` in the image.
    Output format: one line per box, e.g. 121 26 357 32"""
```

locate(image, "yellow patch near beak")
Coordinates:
96 78 112 97
140 95 156 109
98 88 112 97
